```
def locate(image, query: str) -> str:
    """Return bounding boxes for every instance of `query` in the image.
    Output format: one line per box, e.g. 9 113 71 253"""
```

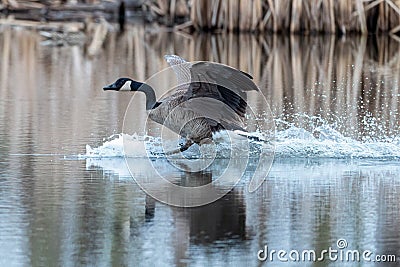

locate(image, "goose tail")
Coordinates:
233 130 271 144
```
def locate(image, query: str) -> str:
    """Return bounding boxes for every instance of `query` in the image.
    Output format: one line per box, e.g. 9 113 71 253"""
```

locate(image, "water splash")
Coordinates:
85 131 268 159
85 115 400 159
274 114 400 158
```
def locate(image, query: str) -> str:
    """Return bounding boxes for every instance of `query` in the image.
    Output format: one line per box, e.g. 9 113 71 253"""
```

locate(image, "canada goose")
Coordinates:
103 55 259 154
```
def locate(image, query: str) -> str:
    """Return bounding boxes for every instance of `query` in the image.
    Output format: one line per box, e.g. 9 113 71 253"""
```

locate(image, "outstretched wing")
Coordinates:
186 61 259 118
163 56 259 131
160 55 193 102
164 55 192 86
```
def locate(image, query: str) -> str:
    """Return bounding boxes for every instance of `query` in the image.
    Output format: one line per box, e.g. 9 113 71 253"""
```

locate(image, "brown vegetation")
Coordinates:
0 0 121 22
3 1 400 34
153 0 400 34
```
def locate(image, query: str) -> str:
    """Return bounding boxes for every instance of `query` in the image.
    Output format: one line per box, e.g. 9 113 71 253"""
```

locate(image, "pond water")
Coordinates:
0 24 400 266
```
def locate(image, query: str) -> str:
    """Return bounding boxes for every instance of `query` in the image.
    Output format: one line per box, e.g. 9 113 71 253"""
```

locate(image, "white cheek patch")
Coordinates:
120 81 131 91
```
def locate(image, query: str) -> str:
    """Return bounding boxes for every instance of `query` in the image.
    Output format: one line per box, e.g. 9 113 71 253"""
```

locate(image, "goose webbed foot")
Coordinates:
165 140 194 155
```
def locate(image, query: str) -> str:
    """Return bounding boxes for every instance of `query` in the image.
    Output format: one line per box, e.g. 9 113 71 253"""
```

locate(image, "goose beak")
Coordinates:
103 83 118 91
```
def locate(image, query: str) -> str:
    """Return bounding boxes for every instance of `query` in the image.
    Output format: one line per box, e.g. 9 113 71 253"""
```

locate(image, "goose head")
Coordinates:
103 78 157 110
103 78 136 91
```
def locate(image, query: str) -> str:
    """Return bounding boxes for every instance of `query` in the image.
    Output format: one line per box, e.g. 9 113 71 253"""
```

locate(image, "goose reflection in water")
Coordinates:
144 166 247 262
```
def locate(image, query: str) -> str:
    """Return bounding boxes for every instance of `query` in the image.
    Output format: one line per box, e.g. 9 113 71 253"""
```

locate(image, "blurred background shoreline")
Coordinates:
3 0 400 34
1 2 400 266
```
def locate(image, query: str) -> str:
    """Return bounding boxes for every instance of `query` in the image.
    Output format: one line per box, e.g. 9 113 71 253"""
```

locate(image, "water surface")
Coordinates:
0 24 399 266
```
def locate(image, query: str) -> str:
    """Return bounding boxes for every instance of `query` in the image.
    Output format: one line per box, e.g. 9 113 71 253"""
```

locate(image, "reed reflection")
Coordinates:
1 25 399 152
107 29 400 140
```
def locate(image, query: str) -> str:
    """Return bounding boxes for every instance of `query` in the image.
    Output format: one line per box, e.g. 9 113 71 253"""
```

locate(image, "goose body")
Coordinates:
104 55 259 153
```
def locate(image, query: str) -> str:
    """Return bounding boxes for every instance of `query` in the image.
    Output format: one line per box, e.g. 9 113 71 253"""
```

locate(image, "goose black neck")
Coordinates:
131 81 157 110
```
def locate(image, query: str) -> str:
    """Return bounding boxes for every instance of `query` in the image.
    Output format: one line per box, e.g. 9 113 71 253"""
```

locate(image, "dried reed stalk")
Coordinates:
180 0 400 34
6 1 400 34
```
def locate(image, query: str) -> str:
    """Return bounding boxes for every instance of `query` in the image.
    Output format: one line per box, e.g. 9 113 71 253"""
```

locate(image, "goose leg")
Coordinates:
165 140 193 155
